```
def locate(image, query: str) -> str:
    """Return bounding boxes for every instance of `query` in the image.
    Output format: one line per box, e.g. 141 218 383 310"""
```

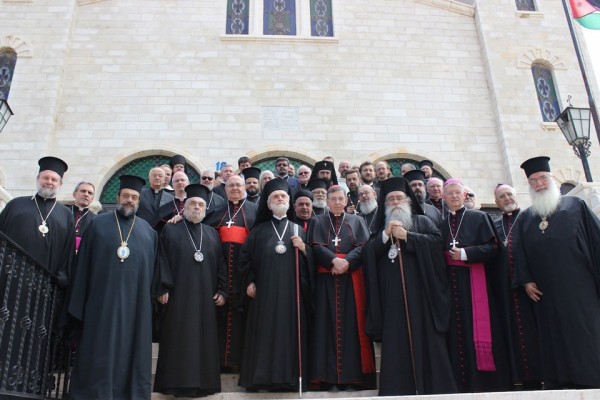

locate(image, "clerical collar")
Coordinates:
448 206 465 216
272 214 287 221
329 211 345 218
153 188 162 194
175 195 186 201
504 208 520 216
73 204 88 212
278 175 289 181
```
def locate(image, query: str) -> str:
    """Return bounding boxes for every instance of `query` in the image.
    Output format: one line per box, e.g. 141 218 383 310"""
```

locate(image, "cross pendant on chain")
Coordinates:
450 238 459 247
332 236 341 246
226 220 234 228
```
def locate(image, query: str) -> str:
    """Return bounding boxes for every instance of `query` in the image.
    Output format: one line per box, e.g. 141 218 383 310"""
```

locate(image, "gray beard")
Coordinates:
360 199 378 215
269 203 289 217
529 183 561 218
38 187 57 199
313 199 327 209
118 203 139 217
184 208 206 224
385 204 413 231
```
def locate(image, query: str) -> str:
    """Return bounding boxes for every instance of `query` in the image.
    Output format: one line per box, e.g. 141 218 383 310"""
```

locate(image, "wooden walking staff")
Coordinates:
397 245 419 394
294 224 303 397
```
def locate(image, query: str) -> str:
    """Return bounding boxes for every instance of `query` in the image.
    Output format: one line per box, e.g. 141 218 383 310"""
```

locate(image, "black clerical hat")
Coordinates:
119 175 145 194
38 156 68 178
185 184 210 203
520 156 551 177
307 178 329 192
378 177 424 215
309 161 338 185
294 189 313 203
169 154 186 169
255 178 295 225
419 159 433 168
243 167 261 181
404 169 426 182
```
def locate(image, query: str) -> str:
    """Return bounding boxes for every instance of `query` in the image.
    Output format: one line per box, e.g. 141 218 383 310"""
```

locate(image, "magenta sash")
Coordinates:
444 252 496 371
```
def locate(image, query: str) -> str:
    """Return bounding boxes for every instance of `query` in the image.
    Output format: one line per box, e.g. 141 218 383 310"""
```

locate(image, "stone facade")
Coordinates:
0 0 598 206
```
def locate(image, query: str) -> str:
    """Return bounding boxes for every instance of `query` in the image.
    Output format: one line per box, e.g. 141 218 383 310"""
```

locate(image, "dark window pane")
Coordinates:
264 0 296 35
515 0 536 11
310 0 334 37
226 0 250 35
532 63 560 122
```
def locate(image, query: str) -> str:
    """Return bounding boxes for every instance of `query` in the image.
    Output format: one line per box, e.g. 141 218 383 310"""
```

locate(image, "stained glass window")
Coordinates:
310 0 334 37
532 63 560 122
100 155 200 203
226 0 250 35
515 0 536 11
263 0 296 35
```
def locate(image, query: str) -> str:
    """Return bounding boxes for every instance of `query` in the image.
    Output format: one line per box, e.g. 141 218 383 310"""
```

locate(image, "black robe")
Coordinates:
152 220 227 397
422 202 442 226
308 212 376 389
313 206 326 216
137 187 174 230
0 195 75 284
68 211 157 400
204 200 257 370
491 210 542 387
246 194 260 204
439 207 511 392
358 207 378 238
72 205 96 252
238 217 312 390
513 196 600 388
363 215 456 396
427 198 448 221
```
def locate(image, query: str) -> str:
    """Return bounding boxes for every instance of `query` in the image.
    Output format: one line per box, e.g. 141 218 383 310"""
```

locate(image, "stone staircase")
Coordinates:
149 343 600 400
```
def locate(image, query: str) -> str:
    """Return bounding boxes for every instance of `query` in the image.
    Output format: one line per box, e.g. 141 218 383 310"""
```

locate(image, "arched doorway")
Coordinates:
100 155 200 205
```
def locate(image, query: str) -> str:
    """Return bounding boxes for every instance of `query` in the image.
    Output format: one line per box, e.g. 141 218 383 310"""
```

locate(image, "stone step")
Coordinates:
151 389 600 400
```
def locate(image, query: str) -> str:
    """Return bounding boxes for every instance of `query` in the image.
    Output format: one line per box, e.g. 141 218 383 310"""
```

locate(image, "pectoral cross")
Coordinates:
332 236 341 247
226 220 234 228
450 238 459 247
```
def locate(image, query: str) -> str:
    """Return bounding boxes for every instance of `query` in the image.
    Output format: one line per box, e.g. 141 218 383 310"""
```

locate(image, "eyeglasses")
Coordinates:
466 193 475 198
298 171 310 175
528 175 550 185
201 176 214 181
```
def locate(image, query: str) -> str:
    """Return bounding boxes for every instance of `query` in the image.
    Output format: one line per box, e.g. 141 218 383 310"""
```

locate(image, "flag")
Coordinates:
569 0 600 29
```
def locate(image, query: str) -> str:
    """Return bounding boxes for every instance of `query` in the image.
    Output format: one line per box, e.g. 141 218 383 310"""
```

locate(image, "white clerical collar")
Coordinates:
448 206 465 216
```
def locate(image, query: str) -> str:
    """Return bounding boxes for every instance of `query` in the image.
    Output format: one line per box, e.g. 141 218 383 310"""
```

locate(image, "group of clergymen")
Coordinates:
1 153 600 400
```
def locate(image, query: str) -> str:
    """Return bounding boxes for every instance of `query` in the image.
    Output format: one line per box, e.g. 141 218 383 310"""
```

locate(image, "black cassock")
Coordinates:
204 200 257 369
308 212 376 389
491 210 542 387
439 207 512 392
238 217 313 390
513 197 600 388
68 211 157 400
153 220 227 397
0 195 75 283
363 215 456 396
72 205 96 253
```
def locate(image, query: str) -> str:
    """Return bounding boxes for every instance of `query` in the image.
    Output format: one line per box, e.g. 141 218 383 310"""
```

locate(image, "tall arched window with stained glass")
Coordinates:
531 63 561 122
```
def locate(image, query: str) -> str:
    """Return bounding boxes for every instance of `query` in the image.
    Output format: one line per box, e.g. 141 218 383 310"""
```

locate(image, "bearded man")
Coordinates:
238 179 312 391
513 156 600 389
363 177 456 396
69 175 158 400
358 184 378 237
153 184 227 398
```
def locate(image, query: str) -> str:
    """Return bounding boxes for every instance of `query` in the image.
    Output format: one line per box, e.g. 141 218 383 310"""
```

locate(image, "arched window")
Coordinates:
560 182 576 195
100 155 200 204
383 158 448 180
515 0 536 11
531 63 561 122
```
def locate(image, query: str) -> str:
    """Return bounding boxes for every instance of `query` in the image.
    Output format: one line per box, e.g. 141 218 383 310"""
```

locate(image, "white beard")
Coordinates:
184 208 206 224
385 203 413 231
360 199 378 215
529 182 561 217
269 203 289 216
503 203 518 214
313 199 327 209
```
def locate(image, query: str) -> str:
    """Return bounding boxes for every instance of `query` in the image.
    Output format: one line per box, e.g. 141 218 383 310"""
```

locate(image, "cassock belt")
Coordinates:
444 252 496 372
317 253 375 374
218 226 249 244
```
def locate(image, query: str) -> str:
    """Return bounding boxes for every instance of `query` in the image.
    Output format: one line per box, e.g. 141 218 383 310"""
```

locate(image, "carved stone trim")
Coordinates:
1 35 33 58
517 48 566 70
